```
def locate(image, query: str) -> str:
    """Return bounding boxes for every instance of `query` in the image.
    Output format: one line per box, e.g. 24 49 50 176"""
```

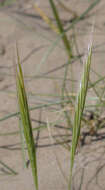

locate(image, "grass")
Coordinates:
15 43 92 190
16 46 38 190
69 45 92 189
0 0 105 190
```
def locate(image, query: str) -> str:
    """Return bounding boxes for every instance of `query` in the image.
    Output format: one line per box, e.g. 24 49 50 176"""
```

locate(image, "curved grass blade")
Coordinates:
16 46 38 190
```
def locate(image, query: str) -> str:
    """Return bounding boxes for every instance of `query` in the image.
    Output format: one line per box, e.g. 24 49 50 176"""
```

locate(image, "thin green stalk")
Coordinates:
0 99 71 122
65 0 100 32
49 0 73 59
33 0 99 77
0 160 18 175
40 0 99 67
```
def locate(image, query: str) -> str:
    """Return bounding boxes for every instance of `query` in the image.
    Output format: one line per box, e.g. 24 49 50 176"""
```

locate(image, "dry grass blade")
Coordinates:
16 46 38 190
34 4 59 34
69 45 92 189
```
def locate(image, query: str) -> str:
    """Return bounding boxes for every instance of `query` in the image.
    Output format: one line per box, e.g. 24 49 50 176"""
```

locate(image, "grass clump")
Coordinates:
0 0 103 189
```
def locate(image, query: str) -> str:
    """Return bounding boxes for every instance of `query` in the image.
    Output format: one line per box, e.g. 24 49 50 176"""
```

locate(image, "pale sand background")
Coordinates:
0 0 105 189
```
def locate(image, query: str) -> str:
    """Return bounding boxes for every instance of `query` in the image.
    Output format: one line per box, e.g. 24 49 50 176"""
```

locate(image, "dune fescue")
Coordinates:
69 45 92 189
16 47 38 190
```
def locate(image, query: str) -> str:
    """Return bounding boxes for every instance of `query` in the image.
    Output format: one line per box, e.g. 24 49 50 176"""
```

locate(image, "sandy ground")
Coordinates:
0 0 105 189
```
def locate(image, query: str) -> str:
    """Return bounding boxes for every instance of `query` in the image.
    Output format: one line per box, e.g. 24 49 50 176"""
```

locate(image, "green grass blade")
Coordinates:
65 0 100 32
16 47 38 190
0 160 18 175
33 0 99 75
69 46 92 189
0 99 71 122
19 119 27 168
49 0 73 59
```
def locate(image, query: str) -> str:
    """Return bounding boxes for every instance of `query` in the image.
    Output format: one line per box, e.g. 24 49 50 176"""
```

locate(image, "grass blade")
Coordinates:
34 4 59 34
49 0 73 59
16 46 38 190
65 0 100 32
58 0 78 17
19 118 27 168
69 45 92 189
0 160 18 175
